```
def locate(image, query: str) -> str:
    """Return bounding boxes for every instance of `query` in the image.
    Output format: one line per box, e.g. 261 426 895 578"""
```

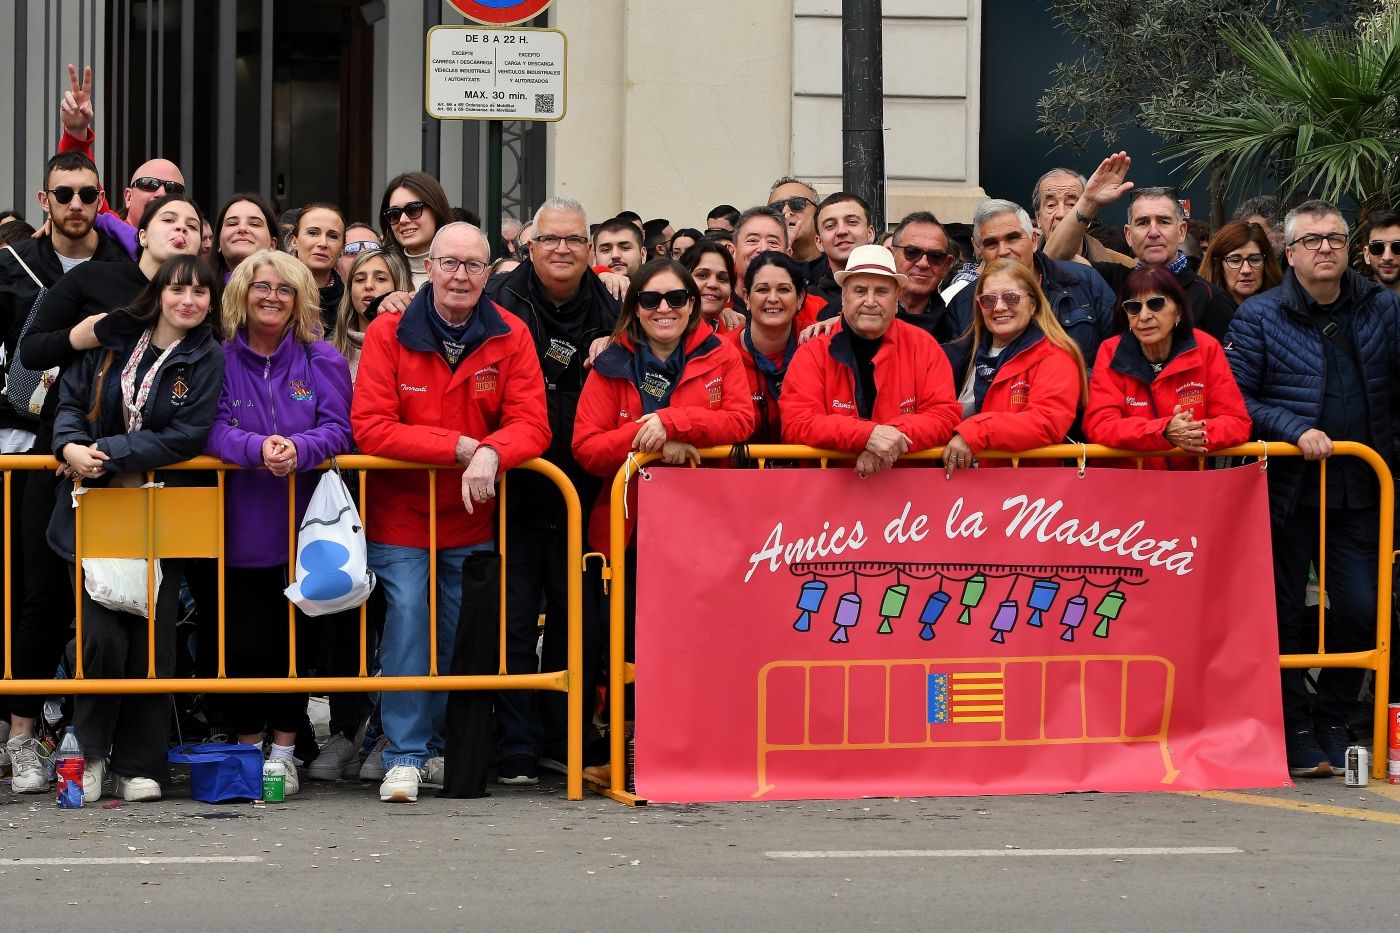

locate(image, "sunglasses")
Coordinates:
130 176 185 195
343 241 382 258
48 186 101 206
1367 239 1400 257
382 201 427 225
636 289 692 310
898 245 949 266
975 291 1025 311
768 196 816 214
1122 295 1169 315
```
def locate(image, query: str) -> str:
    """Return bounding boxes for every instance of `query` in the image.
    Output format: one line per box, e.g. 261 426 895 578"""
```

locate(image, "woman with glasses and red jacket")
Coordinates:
1084 264 1250 466
573 258 755 553
942 258 1087 474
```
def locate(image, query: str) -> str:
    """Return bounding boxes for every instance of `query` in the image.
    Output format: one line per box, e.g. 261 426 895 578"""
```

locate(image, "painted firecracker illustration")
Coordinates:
788 561 1146 645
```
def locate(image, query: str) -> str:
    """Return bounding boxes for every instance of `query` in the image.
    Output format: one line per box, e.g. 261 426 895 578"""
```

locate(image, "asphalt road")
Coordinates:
3 770 1398 932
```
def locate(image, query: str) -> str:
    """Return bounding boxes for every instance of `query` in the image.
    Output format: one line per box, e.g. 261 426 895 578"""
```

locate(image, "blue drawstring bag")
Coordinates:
168 743 263 802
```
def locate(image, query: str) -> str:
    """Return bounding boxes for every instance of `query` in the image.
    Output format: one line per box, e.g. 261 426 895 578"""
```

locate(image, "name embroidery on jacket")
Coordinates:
1124 395 1150 408
831 399 856 412
400 384 428 393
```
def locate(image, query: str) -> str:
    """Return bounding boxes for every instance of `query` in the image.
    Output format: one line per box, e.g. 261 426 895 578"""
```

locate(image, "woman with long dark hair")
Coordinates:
211 193 278 283
49 255 224 802
377 172 453 290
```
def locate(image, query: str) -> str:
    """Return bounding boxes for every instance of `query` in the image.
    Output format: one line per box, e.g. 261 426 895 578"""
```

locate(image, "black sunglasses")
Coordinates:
382 201 428 225
768 196 816 214
636 289 692 311
1122 295 1169 315
1367 239 1400 257
898 245 949 266
48 186 101 206
130 176 184 195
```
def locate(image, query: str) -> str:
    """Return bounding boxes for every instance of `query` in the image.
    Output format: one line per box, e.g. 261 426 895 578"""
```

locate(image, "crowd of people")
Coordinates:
1 66 1398 804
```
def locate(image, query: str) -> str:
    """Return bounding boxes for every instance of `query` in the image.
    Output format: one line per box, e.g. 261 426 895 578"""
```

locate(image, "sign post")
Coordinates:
432 0 561 258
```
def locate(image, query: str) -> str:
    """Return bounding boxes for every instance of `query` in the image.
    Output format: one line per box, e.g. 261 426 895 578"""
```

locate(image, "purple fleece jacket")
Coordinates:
206 330 353 567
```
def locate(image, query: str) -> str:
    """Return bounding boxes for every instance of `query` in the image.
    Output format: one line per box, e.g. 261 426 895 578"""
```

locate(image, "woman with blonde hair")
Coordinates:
205 249 353 794
943 257 1086 474
1199 220 1283 308
332 247 410 380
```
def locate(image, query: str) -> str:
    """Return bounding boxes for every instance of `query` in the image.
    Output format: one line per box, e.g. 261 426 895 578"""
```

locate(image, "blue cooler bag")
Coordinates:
168 743 264 802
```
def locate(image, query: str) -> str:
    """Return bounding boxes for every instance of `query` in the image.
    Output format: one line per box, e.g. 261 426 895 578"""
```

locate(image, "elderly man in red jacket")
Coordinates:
352 222 550 803
780 244 962 475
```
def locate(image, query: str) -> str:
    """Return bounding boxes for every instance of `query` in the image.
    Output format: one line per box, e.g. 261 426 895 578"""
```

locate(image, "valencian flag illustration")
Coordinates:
633 466 1287 802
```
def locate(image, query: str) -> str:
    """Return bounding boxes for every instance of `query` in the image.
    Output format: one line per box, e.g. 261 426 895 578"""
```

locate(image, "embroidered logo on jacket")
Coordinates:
1176 381 1205 410
706 376 723 407
170 374 189 405
899 395 916 415
544 339 577 368
289 380 314 402
1008 379 1031 408
474 365 500 396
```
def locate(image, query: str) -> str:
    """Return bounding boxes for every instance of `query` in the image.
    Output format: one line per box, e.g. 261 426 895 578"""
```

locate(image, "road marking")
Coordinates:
1362 781 1400 804
1192 789 1400 825
764 846 1241 859
6 856 264 865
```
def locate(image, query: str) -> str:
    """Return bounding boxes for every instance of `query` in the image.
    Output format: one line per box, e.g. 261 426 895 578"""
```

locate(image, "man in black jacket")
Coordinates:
482 196 619 784
0 149 131 793
1042 152 1237 341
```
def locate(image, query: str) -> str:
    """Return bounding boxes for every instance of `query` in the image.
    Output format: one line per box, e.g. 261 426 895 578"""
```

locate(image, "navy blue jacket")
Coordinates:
949 253 1115 369
1225 268 1400 523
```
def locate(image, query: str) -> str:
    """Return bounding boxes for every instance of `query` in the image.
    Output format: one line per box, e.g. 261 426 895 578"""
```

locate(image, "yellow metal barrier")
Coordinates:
604 442 1395 802
0 454 585 801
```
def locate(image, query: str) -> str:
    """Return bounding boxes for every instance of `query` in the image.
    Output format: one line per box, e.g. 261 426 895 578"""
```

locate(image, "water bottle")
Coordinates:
54 727 84 809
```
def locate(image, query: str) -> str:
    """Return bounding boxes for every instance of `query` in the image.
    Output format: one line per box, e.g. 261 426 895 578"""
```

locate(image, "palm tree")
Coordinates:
1155 3 1400 222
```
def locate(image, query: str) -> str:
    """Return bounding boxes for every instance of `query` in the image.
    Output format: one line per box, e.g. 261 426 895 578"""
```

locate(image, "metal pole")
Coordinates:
260 0 273 201
486 120 503 260
180 0 193 181
841 0 886 232
215 0 235 206
421 0 441 178
13 1 27 213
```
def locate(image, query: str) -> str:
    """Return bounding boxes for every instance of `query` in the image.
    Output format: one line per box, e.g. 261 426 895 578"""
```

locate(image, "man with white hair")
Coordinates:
947 198 1115 367
484 198 619 784
781 244 962 477
352 221 550 803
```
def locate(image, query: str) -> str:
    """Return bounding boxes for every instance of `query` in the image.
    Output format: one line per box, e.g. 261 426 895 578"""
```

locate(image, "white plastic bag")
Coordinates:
83 557 162 616
284 468 375 616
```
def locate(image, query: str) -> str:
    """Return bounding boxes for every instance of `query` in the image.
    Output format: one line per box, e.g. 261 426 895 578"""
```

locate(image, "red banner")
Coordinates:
635 464 1287 802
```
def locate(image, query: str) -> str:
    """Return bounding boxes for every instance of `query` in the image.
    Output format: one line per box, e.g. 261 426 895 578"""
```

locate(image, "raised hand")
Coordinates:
60 64 94 139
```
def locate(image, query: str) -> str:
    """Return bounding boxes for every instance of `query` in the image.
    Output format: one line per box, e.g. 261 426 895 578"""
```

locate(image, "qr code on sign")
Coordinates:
534 93 555 114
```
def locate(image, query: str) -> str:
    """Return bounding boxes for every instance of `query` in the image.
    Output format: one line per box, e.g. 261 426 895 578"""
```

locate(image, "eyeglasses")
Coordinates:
897 245 950 266
430 256 488 277
1367 239 1400 257
129 176 185 196
250 281 297 301
636 289 692 310
382 201 427 225
533 233 589 251
343 241 382 258
768 196 816 214
975 291 1026 311
47 186 101 206
1122 295 1169 315
1288 233 1347 251
1222 254 1265 269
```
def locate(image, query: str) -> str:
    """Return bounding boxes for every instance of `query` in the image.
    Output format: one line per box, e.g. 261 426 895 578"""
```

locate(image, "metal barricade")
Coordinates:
0 454 585 801
600 442 1395 803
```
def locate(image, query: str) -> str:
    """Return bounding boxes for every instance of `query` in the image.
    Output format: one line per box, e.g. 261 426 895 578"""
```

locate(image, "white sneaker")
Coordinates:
307 734 359 781
6 736 50 793
422 756 445 786
358 734 388 781
114 775 161 802
379 765 419 803
82 759 107 804
271 757 300 796
0 722 10 778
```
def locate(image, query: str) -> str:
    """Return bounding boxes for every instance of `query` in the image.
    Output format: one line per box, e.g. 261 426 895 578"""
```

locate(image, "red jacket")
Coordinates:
351 291 550 549
722 327 794 443
953 335 1082 456
1084 330 1251 469
573 328 756 551
779 318 961 452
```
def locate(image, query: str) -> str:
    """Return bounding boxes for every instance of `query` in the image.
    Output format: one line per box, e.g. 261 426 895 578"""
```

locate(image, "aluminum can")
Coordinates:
262 760 286 802
1344 745 1370 786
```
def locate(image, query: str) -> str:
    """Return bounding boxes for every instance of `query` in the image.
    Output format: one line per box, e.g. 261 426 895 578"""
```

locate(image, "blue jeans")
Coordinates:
369 540 494 770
